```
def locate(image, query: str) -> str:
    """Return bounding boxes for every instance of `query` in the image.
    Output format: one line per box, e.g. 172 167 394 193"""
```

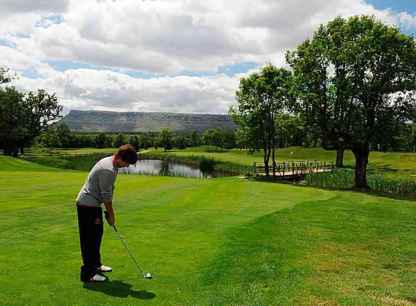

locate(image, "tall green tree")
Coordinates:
0 84 62 155
0 87 26 156
20 90 62 154
174 135 188 149
202 129 223 147
275 114 305 148
56 123 74 148
230 107 262 152
190 131 201 147
222 131 236 149
287 16 416 188
38 127 61 148
287 18 351 167
233 65 293 176
95 133 111 148
159 128 173 151
139 133 152 149
129 135 140 151
113 133 126 148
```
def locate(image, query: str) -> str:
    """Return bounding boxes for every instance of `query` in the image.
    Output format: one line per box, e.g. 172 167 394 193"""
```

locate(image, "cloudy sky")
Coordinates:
1 0 415 115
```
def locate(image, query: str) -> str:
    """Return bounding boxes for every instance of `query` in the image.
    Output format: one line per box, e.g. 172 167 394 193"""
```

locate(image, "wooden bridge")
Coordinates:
253 160 335 180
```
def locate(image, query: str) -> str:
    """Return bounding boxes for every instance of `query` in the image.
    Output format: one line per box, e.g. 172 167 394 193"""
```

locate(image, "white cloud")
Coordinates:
0 0 69 15
11 69 240 114
396 11 416 31
9 0 409 74
1 0 415 113
0 0 69 36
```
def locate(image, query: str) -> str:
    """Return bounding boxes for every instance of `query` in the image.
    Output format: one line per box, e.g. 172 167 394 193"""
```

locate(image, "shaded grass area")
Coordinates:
18 147 116 171
2 156 416 305
27 147 116 155
0 155 61 172
20 152 111 171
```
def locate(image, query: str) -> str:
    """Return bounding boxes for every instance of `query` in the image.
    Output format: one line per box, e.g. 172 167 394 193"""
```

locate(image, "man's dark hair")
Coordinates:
115 144 138 164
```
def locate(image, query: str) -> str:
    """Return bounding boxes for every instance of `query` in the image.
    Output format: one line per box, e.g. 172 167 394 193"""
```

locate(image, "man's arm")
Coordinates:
98 169 116 225
104 201 115 225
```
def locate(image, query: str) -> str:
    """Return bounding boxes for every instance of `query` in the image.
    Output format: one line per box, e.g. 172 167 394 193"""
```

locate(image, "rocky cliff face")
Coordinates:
60 110 237 132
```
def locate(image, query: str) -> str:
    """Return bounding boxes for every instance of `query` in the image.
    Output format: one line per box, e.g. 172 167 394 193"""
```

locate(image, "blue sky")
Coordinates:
367 0 416 14
367 0 416 35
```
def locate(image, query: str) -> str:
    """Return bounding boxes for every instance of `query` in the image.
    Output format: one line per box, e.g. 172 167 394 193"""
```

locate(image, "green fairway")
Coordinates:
2 155 416 305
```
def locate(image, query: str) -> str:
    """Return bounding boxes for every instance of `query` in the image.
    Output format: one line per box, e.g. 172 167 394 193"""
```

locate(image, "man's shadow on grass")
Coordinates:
83 280 156 300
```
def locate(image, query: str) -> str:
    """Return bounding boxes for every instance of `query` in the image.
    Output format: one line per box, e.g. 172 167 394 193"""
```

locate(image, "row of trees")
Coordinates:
37 119 416 153
36 124 238 151
232 16 416 188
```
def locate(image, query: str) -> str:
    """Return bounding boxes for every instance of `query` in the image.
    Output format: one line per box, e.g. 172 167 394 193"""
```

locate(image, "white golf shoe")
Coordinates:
89 273 108 282
98 265 112 273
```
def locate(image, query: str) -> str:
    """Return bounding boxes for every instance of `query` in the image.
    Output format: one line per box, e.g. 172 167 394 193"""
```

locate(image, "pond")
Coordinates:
118 159 227 178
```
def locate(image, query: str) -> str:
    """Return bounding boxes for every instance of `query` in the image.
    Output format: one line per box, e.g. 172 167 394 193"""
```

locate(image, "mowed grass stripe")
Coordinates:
197 195 416 305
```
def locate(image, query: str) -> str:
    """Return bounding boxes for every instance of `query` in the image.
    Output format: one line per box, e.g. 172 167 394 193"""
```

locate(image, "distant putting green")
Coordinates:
1 155 416 305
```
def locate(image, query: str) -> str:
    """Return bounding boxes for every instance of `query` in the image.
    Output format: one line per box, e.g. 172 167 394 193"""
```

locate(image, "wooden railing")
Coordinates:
253 160 335 178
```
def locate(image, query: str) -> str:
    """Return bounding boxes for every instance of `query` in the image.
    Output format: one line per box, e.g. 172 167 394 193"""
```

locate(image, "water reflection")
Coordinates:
118 159 216 178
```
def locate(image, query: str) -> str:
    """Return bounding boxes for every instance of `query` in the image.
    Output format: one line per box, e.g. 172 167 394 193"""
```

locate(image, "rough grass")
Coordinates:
2 155 416 305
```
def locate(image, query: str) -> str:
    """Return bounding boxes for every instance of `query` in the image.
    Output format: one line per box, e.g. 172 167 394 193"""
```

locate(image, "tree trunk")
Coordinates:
264 156 270 177
272 133 276 177
272 147 276 177
336 146 344 168
352 145 370 189
20 146 24 155
264 143 270 177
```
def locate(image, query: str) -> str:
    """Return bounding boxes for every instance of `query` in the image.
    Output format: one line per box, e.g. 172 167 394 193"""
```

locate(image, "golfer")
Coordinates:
76 144 138 282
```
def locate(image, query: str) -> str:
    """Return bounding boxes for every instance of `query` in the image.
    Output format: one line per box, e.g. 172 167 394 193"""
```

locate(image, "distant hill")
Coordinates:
60 110 237 133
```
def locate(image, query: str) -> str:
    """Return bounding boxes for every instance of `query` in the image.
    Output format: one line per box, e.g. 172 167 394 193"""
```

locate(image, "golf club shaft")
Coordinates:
112 224 146 277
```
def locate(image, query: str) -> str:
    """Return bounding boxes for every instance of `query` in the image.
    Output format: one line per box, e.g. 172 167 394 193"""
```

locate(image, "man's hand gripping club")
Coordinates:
104 201 115 226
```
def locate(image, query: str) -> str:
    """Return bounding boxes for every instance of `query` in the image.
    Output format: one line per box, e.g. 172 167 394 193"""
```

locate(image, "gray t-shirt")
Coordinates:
76 156 118 207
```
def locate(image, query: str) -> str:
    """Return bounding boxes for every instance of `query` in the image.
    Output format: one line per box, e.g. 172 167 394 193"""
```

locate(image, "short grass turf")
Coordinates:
1 155 416 305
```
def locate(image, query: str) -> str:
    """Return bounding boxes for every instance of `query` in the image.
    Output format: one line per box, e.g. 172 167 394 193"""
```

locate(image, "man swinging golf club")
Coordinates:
76 144 137 282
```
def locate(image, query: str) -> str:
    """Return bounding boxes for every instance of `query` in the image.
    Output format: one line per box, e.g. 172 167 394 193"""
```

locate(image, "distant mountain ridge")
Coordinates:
61 110 237 132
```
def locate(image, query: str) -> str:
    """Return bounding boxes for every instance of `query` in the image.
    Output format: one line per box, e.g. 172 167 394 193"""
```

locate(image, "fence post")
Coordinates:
253 162 256 177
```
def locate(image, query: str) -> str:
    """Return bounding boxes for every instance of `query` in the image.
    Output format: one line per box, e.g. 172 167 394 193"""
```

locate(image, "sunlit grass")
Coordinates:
1 156 416 305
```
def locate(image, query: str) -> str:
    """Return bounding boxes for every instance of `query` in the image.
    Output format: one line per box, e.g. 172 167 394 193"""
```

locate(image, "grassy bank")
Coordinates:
1 155 416 305
149 147 416 198
150 146 416 179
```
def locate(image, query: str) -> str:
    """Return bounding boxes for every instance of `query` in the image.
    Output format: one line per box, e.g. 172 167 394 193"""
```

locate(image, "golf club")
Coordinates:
106 212 152 280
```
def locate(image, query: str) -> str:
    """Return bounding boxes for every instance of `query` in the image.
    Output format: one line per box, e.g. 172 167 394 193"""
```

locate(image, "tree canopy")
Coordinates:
232 64 293 176
287 16 416 188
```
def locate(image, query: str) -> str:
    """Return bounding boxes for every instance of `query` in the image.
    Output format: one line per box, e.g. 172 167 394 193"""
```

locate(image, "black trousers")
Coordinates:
77 205 103 282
